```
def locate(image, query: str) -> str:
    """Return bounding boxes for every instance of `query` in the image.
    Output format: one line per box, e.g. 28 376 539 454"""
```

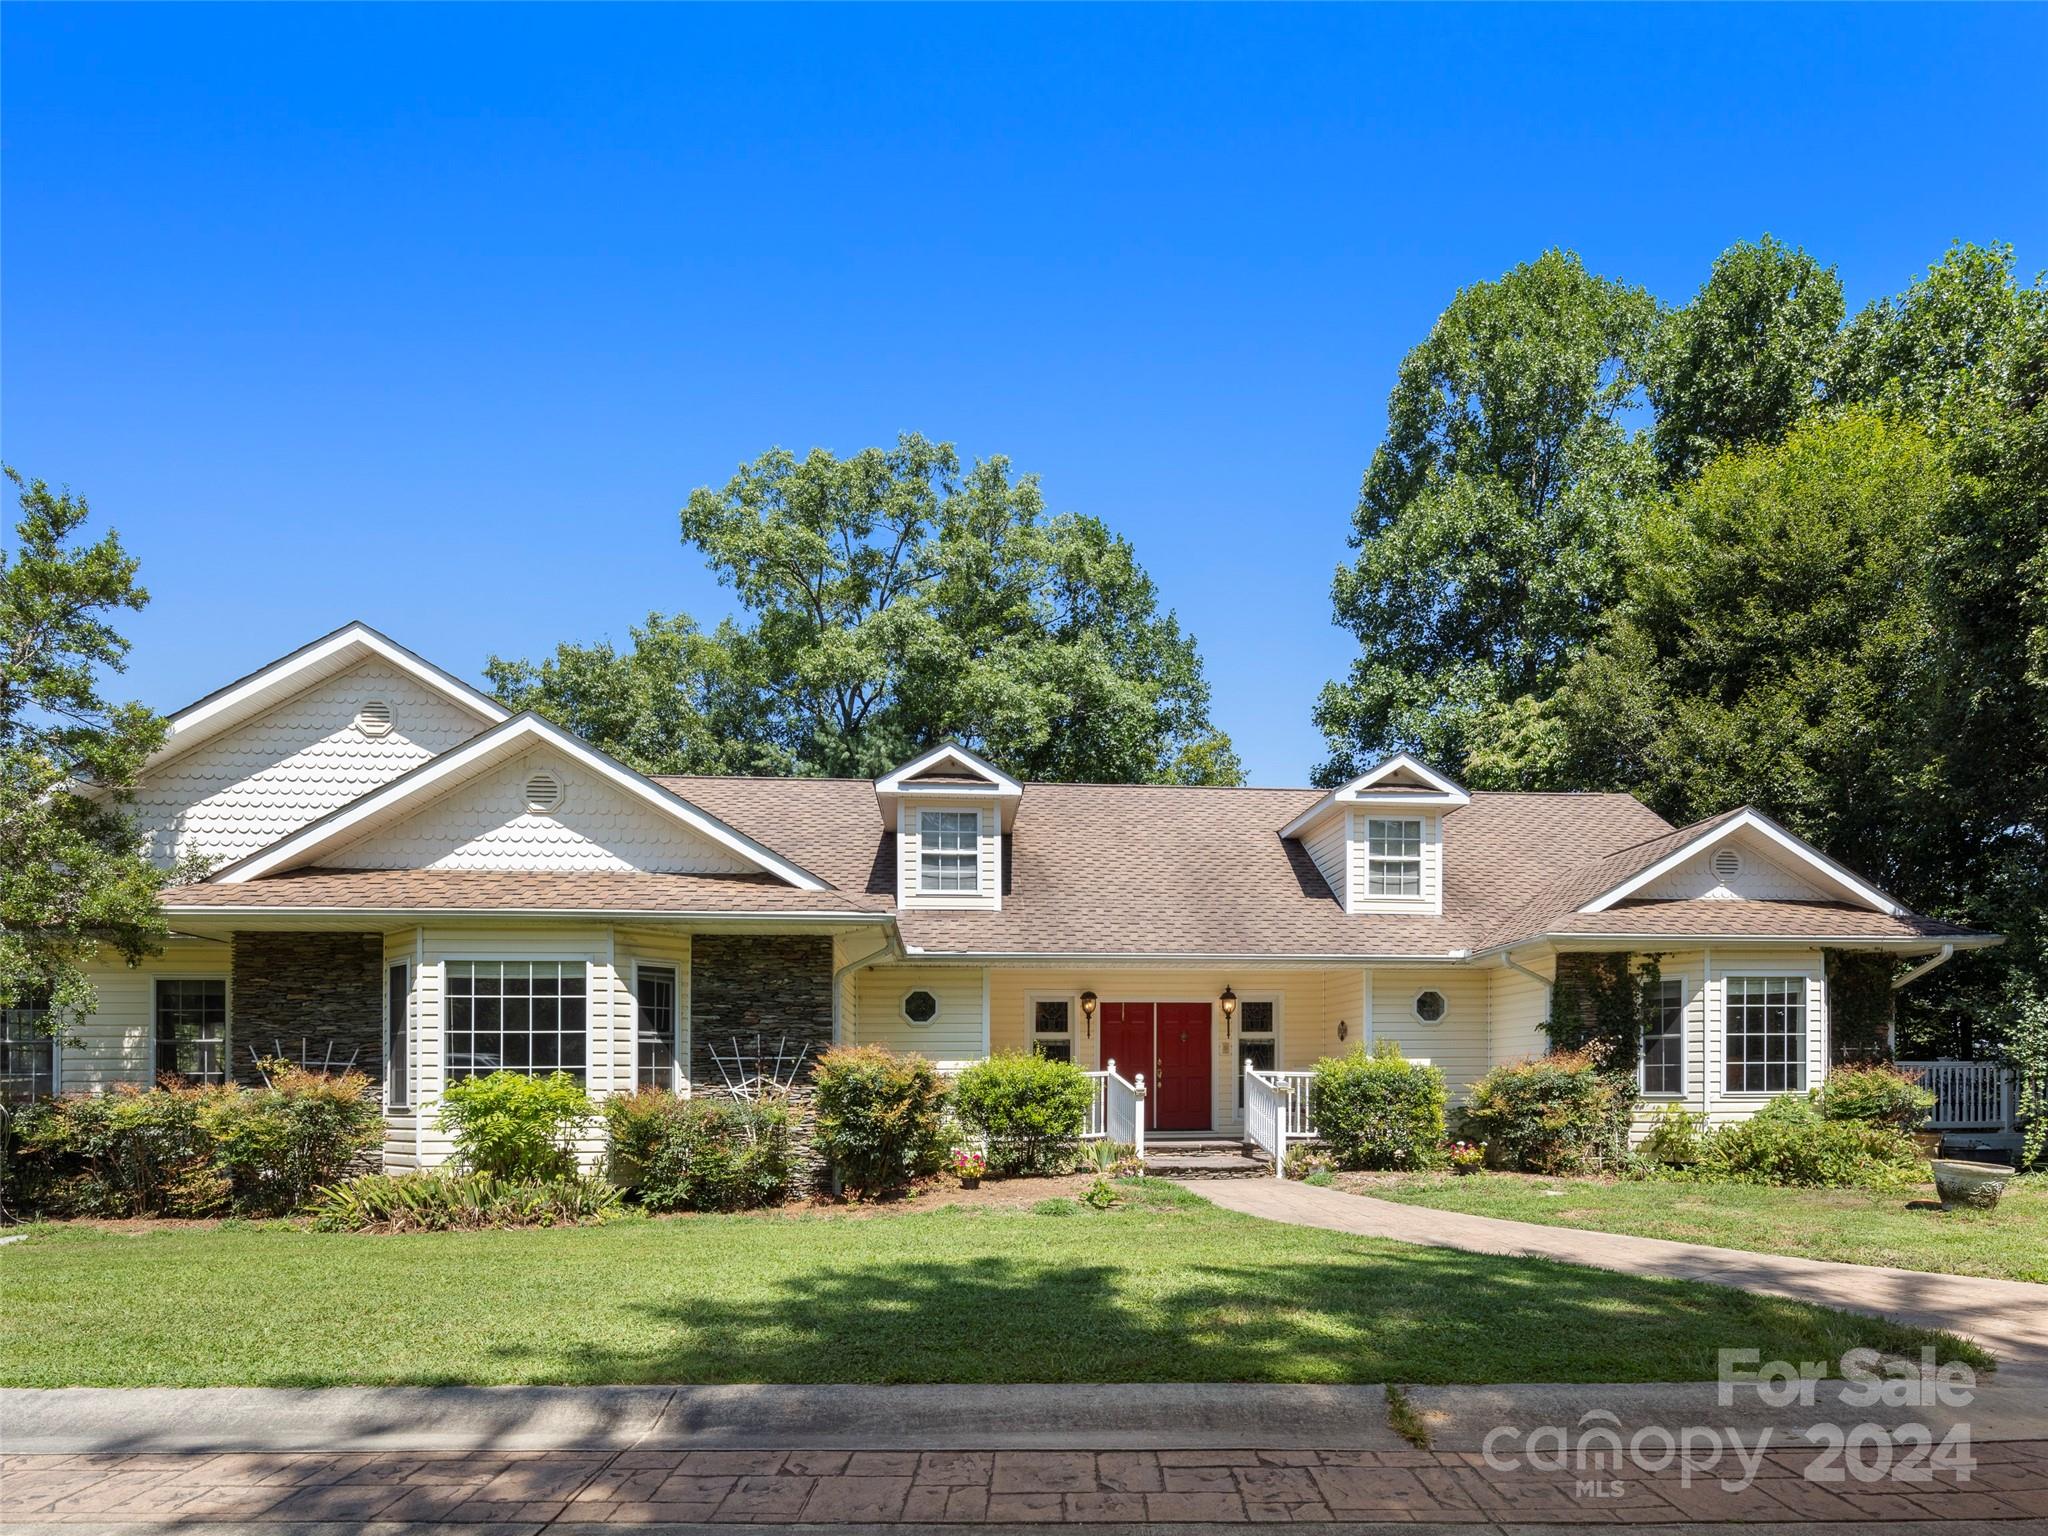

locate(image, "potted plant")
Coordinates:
952 1147 987 1190
1446 1140 1485 1175
1930 1156 2015 1211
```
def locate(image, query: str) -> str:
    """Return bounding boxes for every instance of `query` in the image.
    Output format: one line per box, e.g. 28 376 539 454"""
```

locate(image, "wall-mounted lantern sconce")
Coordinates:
1219 985 1237 1040
1079 990 1098 1037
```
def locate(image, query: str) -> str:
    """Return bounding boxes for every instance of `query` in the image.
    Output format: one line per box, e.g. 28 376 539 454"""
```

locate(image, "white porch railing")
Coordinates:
1245 1065 1314 1179
1082 1061 1146 1161
1898 1060 2017 1131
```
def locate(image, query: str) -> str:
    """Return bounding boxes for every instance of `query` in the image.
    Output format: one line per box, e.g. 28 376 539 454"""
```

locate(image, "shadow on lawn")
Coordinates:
492 1238 1970 1386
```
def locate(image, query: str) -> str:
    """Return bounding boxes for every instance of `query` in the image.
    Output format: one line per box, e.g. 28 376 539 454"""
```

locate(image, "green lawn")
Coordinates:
1346 1172 2048 1283
0 1180 1986 1387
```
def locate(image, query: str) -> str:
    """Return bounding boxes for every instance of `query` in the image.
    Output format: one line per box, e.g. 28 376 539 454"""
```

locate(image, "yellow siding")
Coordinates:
1370 967 1488 1098
846 964 986 1070
66 939 236 1092
1486 958 1553 1064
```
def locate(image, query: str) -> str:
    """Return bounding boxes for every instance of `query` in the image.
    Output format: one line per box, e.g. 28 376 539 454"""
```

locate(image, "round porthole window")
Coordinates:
1413 989 1447 1025
354 699 393 737
524 770 563 815
1711 847 1744 882
901 989 939 1026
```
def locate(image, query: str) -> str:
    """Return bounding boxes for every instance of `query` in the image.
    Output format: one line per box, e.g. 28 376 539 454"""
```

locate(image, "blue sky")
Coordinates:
4 4 2044 785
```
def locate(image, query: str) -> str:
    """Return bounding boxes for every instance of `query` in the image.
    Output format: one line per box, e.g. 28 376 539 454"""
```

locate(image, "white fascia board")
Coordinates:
893 946 1476 965
1277 754 1470 839
150 622 508 768
1576 808 1904 916
210 713 830 891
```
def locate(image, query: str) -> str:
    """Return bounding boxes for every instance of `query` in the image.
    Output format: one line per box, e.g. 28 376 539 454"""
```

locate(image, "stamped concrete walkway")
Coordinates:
1190 1180 2048 1376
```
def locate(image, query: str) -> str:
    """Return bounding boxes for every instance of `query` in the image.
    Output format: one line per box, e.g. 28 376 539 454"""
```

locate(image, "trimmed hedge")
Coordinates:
951 1053 1095 1174
603 1090 793 1211
1462 1050 1638 1174
1309 1042 1446 1170
810 1046 948 1195
3 1068 382 1217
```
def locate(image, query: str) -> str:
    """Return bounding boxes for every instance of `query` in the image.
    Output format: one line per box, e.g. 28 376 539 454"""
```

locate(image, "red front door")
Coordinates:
1100 1003 1153 1112
1153 1002 1213 1131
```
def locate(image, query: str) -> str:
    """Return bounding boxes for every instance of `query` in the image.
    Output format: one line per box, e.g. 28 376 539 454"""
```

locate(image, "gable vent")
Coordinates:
1711 847 1743 883
354 700 393 737
524 770 563 815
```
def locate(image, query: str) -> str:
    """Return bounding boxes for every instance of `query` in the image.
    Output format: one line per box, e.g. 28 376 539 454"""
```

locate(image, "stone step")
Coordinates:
1143 1147 1274 1179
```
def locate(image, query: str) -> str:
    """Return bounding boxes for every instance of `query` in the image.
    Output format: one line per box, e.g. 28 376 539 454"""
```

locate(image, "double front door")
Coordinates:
1099 1001 1212 1131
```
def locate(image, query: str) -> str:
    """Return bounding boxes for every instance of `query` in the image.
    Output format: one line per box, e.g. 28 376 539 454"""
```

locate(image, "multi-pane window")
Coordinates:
1 992 55 1103
387 963 411 1109
1032 998 1072 1064
446 961 588 1083
1723 976 1806 1093
155 980 228 1085
1236 999 1276 1107
919 809 980 893
637 966 681 1090
1366 818 1423 897
1641 977 1685 1096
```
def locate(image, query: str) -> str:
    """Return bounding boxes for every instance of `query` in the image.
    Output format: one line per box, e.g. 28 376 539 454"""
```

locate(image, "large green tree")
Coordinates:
494 436 1241 784
1315 250 1659 780
0 468 167 1024
1646 235 1844 484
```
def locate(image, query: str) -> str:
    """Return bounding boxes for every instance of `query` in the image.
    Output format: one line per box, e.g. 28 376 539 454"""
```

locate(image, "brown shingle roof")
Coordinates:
1547 899 1980 941
164 867 889 916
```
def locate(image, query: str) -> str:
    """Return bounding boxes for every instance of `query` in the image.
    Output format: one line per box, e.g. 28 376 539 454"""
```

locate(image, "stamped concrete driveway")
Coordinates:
1193 1179 2048 1378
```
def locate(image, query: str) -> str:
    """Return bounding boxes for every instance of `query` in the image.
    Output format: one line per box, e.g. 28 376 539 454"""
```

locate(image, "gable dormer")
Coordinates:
876 744 1022 912
1279 754 1469 916
1578 806 1905 917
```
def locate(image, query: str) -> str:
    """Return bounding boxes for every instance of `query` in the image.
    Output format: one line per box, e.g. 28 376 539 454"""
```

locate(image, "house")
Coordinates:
6 622 2000 1168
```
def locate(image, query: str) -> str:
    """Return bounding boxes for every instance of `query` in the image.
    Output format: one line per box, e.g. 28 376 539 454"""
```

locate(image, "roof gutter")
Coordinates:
1501 948 1554 1009
832 928 905 1043
1891 943 1955 991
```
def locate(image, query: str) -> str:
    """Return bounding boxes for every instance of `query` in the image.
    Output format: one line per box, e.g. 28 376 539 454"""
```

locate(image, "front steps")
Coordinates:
1143 1138 1275 1179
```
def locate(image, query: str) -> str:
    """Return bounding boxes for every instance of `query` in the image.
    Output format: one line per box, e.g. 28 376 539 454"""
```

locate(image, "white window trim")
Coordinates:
631 959 684 1095
1411 988 1448 1025
150 975 233 1085
900 987 942 1028
1639 972 1688 1099
916 807 982 895
1365 816 1426 901
1026 991 1077 1060
385 960 413 1110
1231 993 1284 1113
439 954 599 1086
1718 970 1813 1098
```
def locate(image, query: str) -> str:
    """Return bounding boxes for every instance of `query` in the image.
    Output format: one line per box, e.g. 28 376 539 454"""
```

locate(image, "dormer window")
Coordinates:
918 809 980 893
1366 818 1423 898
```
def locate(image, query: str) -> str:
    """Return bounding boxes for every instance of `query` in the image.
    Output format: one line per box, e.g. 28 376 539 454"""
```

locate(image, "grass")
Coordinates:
1349 1171 2048 1283
0 1177 1987 1388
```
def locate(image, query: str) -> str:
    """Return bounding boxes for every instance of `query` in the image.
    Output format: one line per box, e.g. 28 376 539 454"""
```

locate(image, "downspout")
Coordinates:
1888 944 1954 1054
1502 950 1555 1060
832 927 902 1046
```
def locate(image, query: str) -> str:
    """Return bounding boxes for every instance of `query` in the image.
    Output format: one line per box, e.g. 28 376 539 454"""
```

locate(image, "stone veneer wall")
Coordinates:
689 934 835 1188
229 932 383 1088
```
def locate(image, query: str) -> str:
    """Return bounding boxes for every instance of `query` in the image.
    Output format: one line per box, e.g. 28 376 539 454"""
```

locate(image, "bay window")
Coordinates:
1723 976 1806 1093
1641 977 1685 1096
446 960 588 1082
636 965 681 1090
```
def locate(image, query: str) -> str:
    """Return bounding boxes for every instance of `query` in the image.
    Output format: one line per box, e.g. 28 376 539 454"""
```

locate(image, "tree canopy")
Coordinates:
0 468 168 1021
492 436 1241 785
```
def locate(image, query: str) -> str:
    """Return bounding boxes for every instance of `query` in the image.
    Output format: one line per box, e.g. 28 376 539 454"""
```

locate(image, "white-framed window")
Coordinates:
636 964 681 1091
445 960 589 1082
1412 989 1446 1025
901 988 940 1027
1030 996 1074 1064
1723 975 1807 1094
1641 976 1685 1097
155 978 229 1085
1367 818 1424 898
1235 997 1279 1108
1 991 56 1103
386 962 412 1109
918 809 980 893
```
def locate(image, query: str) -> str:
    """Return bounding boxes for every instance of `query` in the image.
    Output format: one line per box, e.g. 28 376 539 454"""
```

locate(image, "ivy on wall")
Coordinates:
1825 951 1898 1062
1543 952 1665 1072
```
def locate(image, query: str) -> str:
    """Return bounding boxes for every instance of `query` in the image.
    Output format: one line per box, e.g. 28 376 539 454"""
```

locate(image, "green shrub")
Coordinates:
1283 1145 1335 1181
950 1053 1095 1175
810 1046 948 1195
309 1171 620 1232
1637 1103 1708 1168
1463 1050 1638 1174
1817 1064 1936 1131
3 1071 379 1218
603 1090 793 1211
1079 1140 1141 1177
1309 1042 1447 1170
1692 1096 1922 1188
437 1071 593 1179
